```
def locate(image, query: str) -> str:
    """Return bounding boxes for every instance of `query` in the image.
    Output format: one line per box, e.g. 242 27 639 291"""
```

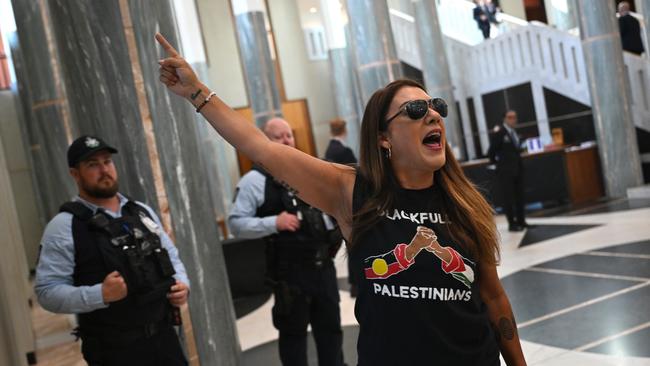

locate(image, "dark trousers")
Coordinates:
272 262 344 366
479 23 490 39
498 173 525 226
81 326 187 366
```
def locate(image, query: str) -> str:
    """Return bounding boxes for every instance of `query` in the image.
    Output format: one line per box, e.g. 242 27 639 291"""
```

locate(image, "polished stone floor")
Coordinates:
238 199 650 366
30 199 650 365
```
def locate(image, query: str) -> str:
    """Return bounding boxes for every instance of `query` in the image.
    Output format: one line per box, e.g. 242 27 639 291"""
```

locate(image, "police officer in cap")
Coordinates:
35 135 190 366
228 118 345 366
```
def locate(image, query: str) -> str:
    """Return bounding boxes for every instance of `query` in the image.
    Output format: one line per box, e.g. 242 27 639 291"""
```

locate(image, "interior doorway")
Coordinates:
524 0 548 23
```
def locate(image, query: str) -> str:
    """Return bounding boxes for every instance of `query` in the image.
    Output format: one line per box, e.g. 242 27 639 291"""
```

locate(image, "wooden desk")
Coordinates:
564 146 605 204
461 145 605 207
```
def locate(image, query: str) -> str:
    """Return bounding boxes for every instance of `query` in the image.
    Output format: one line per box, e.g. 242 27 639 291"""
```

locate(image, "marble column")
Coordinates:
0 136 34 366
46 0 159 207
345 0 403 105
575 0 643 197
321 0 362 154
473 93 490 156
412 0 464 159
232 0 283 127
545 0 578 31
531 80 552 145
10 0 76 221
457 100 477 160
128 1 241 364
46 1 241 364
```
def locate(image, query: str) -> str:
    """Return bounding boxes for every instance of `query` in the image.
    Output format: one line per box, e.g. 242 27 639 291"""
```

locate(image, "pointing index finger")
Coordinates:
155 32 179 57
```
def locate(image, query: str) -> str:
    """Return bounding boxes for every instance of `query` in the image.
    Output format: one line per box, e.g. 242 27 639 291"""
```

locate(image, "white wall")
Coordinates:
0 91 42 269
195 0 249 108
194 0 249 194
267 0 338 156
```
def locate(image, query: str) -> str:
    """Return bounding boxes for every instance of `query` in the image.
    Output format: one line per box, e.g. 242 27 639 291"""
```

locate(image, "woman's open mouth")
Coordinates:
422 130 443 150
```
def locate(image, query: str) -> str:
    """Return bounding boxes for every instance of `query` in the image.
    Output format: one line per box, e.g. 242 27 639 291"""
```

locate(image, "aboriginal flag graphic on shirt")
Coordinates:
363 225 475 288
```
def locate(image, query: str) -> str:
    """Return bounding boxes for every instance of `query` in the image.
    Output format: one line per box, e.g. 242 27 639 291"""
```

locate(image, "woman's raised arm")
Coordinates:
155 33 355 223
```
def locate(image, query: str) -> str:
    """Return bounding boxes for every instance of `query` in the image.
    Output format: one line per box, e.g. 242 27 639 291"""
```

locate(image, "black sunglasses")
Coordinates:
384 98 448 126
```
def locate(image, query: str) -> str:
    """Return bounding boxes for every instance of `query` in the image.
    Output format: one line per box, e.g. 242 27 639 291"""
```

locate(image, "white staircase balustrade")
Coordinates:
388 9 420 71
389 2 650 157
451 21 589 104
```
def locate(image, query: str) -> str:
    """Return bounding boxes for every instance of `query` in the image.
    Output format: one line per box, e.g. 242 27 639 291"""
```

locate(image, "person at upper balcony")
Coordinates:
618 1 644 55
473 0 492 39
485 0 500 26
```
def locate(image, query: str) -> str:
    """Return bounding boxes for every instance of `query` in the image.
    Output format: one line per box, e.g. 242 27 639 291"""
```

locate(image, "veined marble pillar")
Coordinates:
412 0 464 159
232 0 283 127
10 0 76 221
46 0 159 207
321 0 362 154
0 135 34 366
345 0 403 105
45 0 241 364
575 0 643 197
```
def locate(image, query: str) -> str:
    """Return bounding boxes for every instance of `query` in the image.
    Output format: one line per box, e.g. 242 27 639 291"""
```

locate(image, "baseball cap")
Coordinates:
67 136 118 167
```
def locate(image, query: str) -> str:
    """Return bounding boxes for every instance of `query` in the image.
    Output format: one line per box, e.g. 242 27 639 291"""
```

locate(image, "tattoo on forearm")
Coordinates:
277 179 299 195
190 88 202 100
498 317 516 341
254 161 299 195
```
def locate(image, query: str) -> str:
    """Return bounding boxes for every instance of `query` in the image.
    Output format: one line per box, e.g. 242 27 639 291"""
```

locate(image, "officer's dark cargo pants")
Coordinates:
81 326 187 366
272 261 344 366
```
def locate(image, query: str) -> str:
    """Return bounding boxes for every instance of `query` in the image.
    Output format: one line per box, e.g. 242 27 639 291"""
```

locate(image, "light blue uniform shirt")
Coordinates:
34 193 189 314
227 169 335 239
228 170 279 239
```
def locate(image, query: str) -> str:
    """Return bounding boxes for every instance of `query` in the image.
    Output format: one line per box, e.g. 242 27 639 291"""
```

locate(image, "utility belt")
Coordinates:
76 306 181 345
75 314 175 347
266 237 335 268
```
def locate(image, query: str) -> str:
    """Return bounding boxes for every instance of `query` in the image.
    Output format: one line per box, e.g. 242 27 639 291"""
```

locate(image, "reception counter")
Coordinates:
461 145 605 208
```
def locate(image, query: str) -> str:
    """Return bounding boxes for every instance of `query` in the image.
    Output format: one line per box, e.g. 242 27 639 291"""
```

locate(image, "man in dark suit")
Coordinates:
618 2 644 55
488 110 528 232
324 118 357 165
324 118 357 298
473 0 491 39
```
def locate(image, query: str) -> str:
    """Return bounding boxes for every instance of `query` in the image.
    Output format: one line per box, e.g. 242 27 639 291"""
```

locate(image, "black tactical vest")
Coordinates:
252 166 342 272
253 166 330 244
60 200 176 335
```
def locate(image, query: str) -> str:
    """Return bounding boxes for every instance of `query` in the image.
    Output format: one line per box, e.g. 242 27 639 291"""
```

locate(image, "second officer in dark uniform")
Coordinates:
228 118 345 366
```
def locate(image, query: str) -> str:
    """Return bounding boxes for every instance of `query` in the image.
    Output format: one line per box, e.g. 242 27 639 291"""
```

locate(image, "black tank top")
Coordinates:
350 172 500 366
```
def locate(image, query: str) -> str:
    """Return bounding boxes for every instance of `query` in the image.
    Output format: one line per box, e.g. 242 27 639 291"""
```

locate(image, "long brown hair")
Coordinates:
351 79 500 265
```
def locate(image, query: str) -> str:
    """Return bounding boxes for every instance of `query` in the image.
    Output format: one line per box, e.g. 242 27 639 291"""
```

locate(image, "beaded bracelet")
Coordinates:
196 92 217 113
